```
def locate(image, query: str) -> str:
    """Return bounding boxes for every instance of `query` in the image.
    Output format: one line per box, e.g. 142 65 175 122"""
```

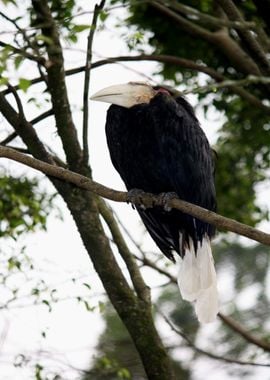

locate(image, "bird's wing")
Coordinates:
152 95 216 209
138 95 216 257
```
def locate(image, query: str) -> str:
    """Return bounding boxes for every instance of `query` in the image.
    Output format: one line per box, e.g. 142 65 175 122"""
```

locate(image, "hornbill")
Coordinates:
91 82 218 323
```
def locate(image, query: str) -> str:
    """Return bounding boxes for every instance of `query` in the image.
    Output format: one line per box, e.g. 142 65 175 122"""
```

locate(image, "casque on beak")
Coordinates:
90 82 156 108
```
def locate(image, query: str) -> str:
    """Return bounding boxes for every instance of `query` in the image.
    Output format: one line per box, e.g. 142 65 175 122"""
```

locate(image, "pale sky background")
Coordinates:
0 1 269 379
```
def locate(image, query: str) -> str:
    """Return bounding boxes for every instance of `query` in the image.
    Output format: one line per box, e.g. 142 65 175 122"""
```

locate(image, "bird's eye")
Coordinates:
154 87 171 96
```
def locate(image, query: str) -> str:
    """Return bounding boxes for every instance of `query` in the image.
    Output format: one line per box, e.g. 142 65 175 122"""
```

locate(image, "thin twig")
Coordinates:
0 132 17 145
31 109 54 125
161 311 270 367
0 109 54 147
1 145 270 247
0 41 46 66
7 84 25 118
181 75 270 96
82 0 106 164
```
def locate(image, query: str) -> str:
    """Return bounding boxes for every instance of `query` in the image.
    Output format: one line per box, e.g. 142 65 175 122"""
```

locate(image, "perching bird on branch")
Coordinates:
91 82 218 323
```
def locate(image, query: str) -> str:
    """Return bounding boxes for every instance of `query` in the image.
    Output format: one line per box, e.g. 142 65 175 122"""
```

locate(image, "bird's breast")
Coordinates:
105 104 172 192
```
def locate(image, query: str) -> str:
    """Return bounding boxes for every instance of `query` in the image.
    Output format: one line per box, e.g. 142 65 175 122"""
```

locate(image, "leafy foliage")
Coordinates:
0 168 56 238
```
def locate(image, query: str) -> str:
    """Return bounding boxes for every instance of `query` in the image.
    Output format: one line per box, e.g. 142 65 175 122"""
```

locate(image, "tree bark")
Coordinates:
63 188 176 380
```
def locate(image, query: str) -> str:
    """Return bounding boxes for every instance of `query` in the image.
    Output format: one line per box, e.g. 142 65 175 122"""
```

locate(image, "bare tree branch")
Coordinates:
181 74 270 105
30 109 54 125
0 90 53 164
0 132 17 146
148 0 260 76
162 312 270 367
219 313 270 353
217 0 270 75
162 0 256 30
82 0 105 165
149 0 216 41
1 145 270 247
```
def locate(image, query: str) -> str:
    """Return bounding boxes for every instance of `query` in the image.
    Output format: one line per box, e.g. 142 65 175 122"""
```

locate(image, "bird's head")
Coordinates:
90 82 172 108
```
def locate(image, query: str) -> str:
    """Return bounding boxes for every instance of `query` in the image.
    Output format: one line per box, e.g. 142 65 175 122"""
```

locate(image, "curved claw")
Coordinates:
158 192 178 212
127 188 146 210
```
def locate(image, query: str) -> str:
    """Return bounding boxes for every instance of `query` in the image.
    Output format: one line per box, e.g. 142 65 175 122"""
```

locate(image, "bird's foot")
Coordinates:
157 192 178 212
127 188 146 210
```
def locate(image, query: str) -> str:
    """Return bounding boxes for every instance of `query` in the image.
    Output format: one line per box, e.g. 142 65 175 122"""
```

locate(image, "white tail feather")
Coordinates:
177 236 218 323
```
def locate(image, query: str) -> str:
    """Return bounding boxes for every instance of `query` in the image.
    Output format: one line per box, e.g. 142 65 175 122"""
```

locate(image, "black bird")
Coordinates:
91 82 218 323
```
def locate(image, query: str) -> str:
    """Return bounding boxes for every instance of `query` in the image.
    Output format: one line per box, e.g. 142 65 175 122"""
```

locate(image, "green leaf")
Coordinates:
42 299 52 312
99 10 108 22
14 55 24 69
72 24 91 33
1 0 17 6
98 301 106 313
117 368 131 379
83 282 91 290
0 76 8 87
35 34 53 45
83 300 94 312
18 78 31 93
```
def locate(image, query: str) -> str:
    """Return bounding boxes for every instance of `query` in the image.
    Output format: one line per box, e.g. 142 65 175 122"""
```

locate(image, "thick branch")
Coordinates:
149 0 216 42
149 0 260 76
0 92 53 163
217 0 270 75
31 0 83 171
164 0 256 30
1 145 270 247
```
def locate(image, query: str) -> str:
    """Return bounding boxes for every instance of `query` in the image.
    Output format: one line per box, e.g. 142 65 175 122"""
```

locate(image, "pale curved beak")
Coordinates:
90 82 155 108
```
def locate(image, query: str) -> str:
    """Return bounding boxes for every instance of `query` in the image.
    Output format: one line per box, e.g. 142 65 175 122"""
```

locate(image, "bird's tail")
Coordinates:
177 236 218 323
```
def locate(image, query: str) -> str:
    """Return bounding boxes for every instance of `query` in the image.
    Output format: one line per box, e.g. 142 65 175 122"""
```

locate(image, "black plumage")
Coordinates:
105 91 216 261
